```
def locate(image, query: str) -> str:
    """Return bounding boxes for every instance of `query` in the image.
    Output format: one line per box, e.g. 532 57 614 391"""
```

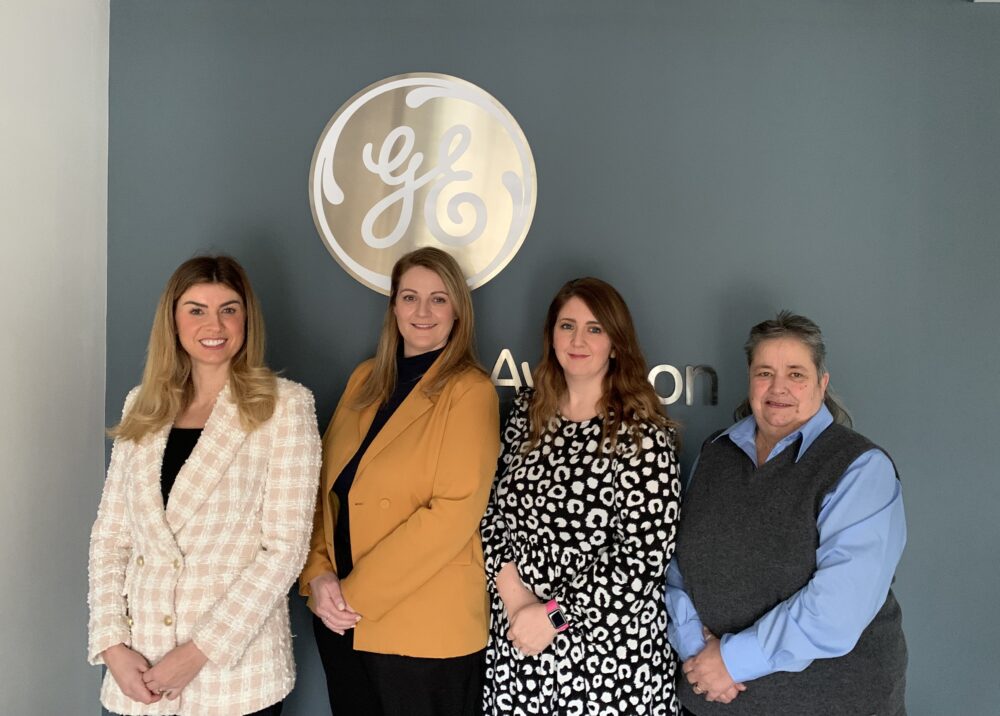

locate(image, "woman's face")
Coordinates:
393 266 456 357
748 337 829 442
552 296 612 386
174 282 246 372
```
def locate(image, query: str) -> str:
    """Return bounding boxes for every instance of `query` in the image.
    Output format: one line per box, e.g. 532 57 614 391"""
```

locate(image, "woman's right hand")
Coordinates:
102 643 162 705
496 562 540 620
309 572 361 635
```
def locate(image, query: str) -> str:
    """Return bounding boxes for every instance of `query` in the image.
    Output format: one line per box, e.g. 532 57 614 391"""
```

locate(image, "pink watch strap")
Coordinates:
546 599 570 632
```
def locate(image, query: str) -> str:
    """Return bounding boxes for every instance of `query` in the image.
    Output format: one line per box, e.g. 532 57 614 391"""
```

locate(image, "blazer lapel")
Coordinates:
131 423 177 547
166 382 249 535
356 390 433 477
355 364 440 479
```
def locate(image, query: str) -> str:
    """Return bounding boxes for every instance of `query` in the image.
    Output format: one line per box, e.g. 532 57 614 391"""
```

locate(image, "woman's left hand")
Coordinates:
141 641 208 700
507 602 556 657
683 629 746 704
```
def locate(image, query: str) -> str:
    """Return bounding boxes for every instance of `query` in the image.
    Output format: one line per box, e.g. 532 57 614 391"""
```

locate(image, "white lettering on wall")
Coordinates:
490 348 535 390
490 349 718 406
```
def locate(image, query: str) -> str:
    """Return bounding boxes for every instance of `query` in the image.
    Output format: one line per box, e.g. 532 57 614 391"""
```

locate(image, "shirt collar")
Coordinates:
713 403 834 465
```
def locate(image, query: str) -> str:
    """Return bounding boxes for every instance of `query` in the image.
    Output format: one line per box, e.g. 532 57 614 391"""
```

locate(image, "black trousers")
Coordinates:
114 703 280 716
312 614 484 716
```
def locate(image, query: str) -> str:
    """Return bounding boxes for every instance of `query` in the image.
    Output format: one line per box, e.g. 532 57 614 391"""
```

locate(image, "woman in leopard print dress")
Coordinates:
481 277 682 716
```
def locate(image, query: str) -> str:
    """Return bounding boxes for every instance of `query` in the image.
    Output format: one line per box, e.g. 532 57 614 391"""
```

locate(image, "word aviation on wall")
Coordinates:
491 348 719 406
310 73 537 295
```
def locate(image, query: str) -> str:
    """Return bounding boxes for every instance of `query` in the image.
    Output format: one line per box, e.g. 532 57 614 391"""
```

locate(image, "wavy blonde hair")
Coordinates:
110 256 277 441
354 247 485 408
527 277 679 452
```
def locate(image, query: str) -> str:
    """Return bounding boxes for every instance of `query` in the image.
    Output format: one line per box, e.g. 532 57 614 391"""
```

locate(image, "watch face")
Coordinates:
548 609 568 630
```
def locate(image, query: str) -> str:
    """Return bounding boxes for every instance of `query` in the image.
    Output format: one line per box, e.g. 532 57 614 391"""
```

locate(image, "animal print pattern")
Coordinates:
482 390 682 715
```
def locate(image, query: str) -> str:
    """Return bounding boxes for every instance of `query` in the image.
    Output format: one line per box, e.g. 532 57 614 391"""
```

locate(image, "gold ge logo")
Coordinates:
309 73 537 294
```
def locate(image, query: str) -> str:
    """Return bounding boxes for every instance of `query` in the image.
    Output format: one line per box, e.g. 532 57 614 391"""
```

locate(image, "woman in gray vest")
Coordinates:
666 311 907 716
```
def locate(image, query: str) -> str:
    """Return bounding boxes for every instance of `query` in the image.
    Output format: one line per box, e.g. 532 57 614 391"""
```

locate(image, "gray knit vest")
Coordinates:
675 423 907 716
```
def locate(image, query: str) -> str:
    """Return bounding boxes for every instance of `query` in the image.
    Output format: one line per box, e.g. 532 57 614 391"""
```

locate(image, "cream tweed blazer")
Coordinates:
88 378 321 716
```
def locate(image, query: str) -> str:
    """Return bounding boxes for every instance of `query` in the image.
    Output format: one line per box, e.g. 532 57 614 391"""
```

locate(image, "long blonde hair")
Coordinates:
528 277 678 452
111 256 277 441
354 247 485 408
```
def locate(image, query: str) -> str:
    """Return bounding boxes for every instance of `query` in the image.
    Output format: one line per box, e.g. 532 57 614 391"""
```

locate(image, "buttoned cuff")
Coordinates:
670 619 707 662
720 629 773 683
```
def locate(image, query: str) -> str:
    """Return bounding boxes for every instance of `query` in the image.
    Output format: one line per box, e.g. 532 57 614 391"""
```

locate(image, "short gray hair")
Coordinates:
733 310 853 427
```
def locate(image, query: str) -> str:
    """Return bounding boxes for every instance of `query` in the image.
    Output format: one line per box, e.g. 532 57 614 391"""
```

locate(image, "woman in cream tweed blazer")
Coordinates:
88 256 321 716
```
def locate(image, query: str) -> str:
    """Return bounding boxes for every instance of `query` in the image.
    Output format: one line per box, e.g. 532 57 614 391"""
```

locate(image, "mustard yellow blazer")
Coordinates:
300 357 500 657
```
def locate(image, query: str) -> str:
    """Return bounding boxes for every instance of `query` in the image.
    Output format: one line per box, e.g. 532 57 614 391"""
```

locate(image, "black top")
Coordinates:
160 427 203 507
332 347 443 578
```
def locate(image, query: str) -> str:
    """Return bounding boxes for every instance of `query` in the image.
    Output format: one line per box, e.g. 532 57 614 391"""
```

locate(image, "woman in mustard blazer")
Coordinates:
300 247 499 716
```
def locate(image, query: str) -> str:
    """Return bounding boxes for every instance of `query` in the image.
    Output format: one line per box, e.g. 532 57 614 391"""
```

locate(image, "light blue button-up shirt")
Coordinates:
665 404 906 682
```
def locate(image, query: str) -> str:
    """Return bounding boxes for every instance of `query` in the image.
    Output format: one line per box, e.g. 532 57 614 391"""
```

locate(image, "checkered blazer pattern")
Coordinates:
88 378 321 716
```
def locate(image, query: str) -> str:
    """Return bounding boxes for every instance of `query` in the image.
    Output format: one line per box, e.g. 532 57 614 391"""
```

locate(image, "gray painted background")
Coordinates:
106 1 1000 713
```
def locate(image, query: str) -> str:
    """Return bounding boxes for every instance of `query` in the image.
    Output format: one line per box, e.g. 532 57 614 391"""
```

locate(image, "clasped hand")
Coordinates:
496 562 556 657
682 628 747 704
104 640 208 703
141 641 208 700
310 572 361 635
506 602 556 657
102 644 161 705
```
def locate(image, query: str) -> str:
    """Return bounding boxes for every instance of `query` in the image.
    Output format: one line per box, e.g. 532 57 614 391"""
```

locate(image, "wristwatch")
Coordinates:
545 599 570 632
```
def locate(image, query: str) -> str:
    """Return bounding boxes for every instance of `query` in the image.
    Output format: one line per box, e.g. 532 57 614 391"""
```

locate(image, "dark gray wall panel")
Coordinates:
107 1 1000 713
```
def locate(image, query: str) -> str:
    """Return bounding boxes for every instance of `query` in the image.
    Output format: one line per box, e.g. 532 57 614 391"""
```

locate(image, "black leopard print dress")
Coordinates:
481 390 682 715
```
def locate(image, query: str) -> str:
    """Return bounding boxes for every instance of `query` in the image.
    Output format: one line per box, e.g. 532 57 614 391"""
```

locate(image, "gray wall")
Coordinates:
106 1 1000 713
0 0 109 713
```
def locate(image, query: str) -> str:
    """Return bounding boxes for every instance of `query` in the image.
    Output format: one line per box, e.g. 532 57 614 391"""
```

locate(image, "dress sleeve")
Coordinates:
87 416 136 664
553 422 682 629
481 390 531 589
340 377 500 621
719 449 905 682
191 385 322 668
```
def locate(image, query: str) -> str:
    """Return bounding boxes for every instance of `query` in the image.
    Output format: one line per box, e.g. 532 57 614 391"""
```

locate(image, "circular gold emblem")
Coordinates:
309 73 537 294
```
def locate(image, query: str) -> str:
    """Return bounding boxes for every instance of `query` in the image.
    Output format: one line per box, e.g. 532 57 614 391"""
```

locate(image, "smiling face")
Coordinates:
748 337 830 443
174 282 246 372
552 296 613 387
393 265 456 357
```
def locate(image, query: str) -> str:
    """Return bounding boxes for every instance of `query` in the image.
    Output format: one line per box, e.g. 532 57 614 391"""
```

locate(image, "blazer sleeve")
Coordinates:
190 384 322 668
299 364 370 595
87 389 139 664
299 474 337 591
298 410 339 594
341 375 500 621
